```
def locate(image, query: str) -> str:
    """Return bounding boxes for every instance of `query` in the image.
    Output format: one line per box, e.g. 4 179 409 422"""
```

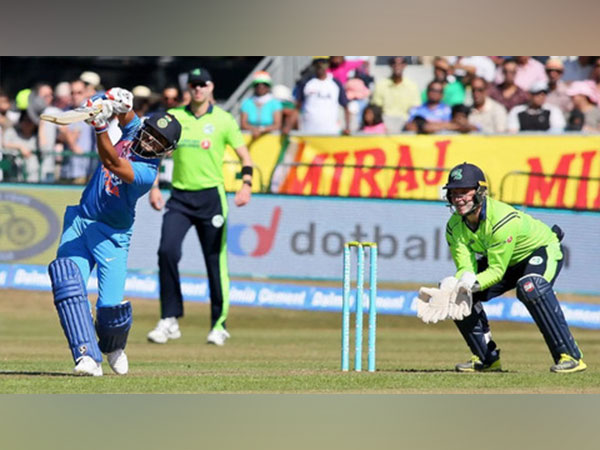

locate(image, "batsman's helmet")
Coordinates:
131 112 182 159
443 162 488 208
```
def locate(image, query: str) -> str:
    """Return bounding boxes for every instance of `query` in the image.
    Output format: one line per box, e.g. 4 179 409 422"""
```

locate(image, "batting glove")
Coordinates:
84 98 113 133
105 87 133 114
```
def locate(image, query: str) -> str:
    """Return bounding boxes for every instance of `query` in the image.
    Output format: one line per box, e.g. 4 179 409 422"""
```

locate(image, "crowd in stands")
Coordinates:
2 56 600 184
0 71 190 183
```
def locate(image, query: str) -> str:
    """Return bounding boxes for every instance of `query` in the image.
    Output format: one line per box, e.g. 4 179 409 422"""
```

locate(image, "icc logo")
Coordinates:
228 207 281 256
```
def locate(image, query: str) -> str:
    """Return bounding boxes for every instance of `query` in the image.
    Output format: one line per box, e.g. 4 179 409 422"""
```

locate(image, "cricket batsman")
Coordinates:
47 88 182 376
417 162 586 373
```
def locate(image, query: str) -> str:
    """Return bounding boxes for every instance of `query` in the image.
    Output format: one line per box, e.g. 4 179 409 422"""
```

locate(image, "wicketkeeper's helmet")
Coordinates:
443 162 488 208
131 112 182 159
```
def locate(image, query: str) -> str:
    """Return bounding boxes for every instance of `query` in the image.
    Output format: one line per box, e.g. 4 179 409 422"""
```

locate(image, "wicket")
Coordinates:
342 241 378 372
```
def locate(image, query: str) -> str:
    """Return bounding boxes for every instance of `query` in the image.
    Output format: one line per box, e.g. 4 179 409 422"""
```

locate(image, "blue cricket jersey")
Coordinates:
78 115 159 230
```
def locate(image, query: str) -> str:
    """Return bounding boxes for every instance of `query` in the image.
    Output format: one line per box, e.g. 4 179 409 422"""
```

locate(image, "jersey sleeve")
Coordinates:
130 161 158 189
476 214 521 290
225 113 246 149
446 220 477 277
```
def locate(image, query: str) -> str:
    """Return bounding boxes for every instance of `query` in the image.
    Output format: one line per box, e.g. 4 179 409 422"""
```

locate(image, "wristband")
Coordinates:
241 166 253 177
243 180 252 187
94 124 109 134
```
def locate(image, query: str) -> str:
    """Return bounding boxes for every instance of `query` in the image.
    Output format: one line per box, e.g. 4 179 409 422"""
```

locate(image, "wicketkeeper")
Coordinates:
47 88 182 376
417 162 586 373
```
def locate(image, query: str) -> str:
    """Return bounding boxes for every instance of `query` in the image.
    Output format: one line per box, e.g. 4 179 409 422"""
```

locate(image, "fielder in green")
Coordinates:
417 162 586 373
146 68 253 346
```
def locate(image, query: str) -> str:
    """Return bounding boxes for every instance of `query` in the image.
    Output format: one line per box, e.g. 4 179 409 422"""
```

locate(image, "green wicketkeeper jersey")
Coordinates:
445 197 561 290
167 105 245 190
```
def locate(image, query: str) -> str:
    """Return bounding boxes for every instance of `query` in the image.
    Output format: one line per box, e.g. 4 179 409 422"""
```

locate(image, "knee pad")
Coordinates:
454 303 497 363
517 274 581 361
95 301 133 354
48 258 102 363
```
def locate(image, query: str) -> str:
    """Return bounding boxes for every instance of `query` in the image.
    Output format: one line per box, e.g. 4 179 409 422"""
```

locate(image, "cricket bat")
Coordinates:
40 103 103 125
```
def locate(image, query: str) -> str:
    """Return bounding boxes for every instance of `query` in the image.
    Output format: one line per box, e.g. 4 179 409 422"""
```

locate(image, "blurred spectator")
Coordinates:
0 89 15 138
58 80 96 184
79 71 101 97
488 59 530 112
544 58 572 117
565 81 600 132
240 71 282 140
404 80 452 133
37 82 72 182
507 81 566 133
589 58 600 99
132 85 153 118
272 84 297 135
495 56 547 92
27 82 54 125
360 104 386 134
345 77 371 132
328 56 368 86
53 82 72 110
295 57 350 135
449 104 478 133
2 110 40 182
371 56 421 133
468 76 508 133
562 56 594 82
155 85 181 113
421 57 465 106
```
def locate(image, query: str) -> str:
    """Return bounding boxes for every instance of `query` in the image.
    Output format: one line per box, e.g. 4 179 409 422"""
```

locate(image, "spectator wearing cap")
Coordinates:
371 56 421 133
455 56 496 83
488 59 530 112
421 57 465 107
240 71 282 141
507 81 566 133
544 58 572 117
79 71 101 98
467 76 508 133
132 85 153 118
295 57 350 135
565 81 600 132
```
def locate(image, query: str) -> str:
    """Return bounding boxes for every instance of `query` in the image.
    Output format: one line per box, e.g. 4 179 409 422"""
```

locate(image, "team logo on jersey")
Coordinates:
450 168 463 180
211 214 224 228
203 124 214 134
529 256 544 265
524 281 535 293
506 236 513 243
201 139 211 149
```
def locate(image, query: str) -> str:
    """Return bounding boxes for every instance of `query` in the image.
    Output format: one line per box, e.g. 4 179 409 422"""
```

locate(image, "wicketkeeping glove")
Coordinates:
417 286 451 324
105 87 133 114
448 272 477 320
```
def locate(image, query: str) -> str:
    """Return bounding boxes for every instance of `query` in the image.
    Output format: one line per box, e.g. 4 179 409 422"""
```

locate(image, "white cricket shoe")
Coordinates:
73 356 103 377
107 349 129 375
206 328 231 346
147 317 181 344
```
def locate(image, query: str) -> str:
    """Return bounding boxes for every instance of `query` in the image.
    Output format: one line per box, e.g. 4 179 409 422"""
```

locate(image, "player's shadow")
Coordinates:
0 370 74 377
393 368 511 373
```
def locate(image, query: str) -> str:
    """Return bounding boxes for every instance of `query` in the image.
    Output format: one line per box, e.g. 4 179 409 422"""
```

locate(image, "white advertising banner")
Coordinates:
129 193 600 295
